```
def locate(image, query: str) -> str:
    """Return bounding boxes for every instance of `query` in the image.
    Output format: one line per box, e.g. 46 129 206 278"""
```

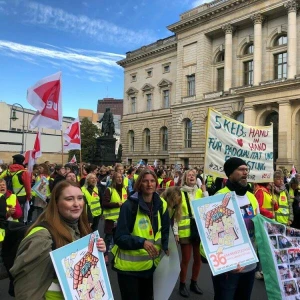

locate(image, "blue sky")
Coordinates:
0 0 208 117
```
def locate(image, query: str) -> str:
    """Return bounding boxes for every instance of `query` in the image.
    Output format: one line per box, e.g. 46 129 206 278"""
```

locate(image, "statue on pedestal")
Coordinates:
98 108 115 137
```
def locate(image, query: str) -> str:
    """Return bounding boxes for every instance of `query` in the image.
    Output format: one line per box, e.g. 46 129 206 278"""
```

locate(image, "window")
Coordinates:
216 51 225 62
144 129 150 151
187 74 195 96
146 94 152 111
274 52 287 79
131 74 137 82
161 127 168 151
184 119 192 148
244 60 253 85
129 130 134 152
217 68 224 91
163 65 170 73
275 35 287 46
235 112 244 123
163 90 169 108
146 68 153 78
131 97 136 113
244 44 254 55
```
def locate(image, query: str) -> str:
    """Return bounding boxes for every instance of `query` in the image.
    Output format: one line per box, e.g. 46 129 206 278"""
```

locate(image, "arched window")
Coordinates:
144 128 150 151
244 43 254 55
161 127 168 151
184 119 192 148
128 130 134 152
216 51 225 62
274 35 287 46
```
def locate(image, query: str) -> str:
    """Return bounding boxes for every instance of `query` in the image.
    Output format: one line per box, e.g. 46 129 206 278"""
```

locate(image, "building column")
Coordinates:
277 100 293 167
244 105 256 126
251 13 265 85
222 24 234 91
284 0 298 79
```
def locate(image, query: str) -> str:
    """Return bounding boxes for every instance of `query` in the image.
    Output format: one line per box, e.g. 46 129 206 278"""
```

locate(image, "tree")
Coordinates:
68 117 100 163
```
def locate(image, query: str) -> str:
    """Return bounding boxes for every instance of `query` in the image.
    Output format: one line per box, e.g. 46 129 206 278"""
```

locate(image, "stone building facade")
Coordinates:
118 0 300 170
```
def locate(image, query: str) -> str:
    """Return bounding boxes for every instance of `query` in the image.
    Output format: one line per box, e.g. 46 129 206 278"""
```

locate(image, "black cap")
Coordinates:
224 157 247 177
12 154 25 164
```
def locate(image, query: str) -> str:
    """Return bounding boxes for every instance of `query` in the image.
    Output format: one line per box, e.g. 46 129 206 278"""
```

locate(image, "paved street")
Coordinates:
0 254 268 300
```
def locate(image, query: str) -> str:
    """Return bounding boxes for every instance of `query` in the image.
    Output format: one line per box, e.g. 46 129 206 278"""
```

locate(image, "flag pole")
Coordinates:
61 130 64 165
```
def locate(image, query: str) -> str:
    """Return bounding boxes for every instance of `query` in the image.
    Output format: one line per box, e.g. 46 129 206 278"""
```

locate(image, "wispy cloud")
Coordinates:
191 0 207 8
20 1 156 47
0 40 125 82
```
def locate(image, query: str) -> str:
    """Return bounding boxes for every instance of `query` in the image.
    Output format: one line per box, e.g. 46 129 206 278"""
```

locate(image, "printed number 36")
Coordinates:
210 253 227 267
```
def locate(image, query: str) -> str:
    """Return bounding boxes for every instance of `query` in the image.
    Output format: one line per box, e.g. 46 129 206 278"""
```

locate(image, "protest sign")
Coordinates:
50 231 114 300
204 108 273 182
253 214 300 300
32 176 49 201
191 192 258 276
153 228 180 300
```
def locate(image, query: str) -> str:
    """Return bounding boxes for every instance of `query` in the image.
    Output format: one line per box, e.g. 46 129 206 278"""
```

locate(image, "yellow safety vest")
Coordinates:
103 187 127 221
200 187 258 258
206 176 214 188
166 180 173 188
0 193 19 241
256 187 273 213
25 227 64 299
113 199 167 271
158 178 163 186
134 174 139 181
81 186 101 217
123 177 129 189
178 189 203 239
274 190 289 225
0 170 26 196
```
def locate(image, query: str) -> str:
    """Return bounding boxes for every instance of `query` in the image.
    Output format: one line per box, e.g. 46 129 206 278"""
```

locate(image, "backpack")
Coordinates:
1 221 55 277
5 171 24 195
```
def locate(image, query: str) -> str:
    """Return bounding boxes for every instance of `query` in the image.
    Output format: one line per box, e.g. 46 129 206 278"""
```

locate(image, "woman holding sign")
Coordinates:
174 169 208 298
10 180 106 299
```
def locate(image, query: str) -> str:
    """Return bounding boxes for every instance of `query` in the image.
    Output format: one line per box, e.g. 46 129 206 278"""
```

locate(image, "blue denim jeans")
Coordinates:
212 269 256 300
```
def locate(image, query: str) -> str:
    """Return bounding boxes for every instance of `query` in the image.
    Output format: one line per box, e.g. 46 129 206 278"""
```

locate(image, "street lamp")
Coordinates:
9 103 25 153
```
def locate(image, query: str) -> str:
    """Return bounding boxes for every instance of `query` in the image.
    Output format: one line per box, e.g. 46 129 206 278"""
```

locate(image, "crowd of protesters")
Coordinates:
0 154 299 299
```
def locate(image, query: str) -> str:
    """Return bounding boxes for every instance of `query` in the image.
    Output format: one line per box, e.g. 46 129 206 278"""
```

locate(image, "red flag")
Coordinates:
69 155 77 163
27 72 62 130
64 118 81 151
24 131 42 174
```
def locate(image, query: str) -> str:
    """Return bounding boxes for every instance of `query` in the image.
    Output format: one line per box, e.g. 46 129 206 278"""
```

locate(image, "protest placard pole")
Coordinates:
61 130 64 165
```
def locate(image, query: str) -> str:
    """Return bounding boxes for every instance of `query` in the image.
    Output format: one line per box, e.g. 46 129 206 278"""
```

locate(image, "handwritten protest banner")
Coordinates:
253 214 300 300
204 108 273 182
192 192 258 276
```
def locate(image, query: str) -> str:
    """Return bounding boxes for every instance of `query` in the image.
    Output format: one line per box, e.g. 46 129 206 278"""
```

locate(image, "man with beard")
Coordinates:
212 157 259 300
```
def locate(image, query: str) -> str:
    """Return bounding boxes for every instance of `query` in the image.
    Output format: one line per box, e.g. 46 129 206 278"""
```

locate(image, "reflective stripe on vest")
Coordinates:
178 189 203 239
114 199 167 271
275 191 289 225
103 187 127 221
81 186 101 217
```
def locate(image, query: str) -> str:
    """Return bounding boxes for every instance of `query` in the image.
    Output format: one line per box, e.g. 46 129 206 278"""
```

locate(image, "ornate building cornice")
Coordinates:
167 0 263 33
117 36 177 68
284 0 299 13
250 13 265 24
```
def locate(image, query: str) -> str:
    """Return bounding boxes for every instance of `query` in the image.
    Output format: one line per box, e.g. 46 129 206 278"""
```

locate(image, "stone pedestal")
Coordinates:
93 136 117 166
